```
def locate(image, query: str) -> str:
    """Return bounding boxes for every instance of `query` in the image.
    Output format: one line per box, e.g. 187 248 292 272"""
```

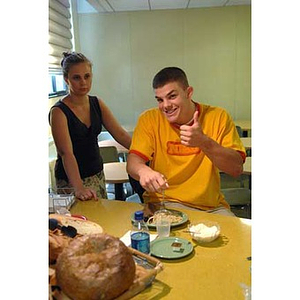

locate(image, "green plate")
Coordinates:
150 237 193 259
131 209 188 229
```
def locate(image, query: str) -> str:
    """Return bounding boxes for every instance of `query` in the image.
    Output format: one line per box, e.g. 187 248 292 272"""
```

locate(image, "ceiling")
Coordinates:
76 0 251 14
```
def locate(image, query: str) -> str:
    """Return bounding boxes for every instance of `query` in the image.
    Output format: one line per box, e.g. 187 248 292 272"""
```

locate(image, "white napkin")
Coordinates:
120 230 157 247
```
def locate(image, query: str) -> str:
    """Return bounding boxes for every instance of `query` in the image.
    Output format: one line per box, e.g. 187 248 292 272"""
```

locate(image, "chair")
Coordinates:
220 171 250 189
236 125 243 137
49 159 56 191
99 146 119 198
99 146 133 199
99 146 119 163
127 160 151 203
129 175 145 203
246 148 251 157
221 188 251 219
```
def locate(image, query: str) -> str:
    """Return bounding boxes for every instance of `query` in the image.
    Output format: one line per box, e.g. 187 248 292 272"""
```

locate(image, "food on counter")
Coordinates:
56 233 136 300
49 218 78 238
147 211 183 225
190 223 219 238
49 231 72 264
171 241 184 253
49 213 103 235
49 214 103 264
189 222 220 243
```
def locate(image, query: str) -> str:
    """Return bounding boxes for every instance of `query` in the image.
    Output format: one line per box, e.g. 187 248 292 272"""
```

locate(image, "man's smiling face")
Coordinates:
155 81 194 125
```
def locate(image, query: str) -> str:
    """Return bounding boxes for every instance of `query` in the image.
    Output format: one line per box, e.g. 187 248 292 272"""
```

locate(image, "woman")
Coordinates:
49 52 131 200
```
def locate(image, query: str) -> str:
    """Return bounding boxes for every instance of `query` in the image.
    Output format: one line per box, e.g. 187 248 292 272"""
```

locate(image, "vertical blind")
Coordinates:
49 0 73 72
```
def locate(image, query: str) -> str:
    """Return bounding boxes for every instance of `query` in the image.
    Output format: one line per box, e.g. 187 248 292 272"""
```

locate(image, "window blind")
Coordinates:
49 0 73 72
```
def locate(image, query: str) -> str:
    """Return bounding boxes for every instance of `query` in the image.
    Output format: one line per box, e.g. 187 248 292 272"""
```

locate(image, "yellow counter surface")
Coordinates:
71 199 251 300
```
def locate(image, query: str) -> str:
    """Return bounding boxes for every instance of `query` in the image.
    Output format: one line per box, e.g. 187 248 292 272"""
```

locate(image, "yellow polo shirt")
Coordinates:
129 103 246 210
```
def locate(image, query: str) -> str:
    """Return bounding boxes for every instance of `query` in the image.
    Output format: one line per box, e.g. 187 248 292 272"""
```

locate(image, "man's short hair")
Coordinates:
152 67 189 90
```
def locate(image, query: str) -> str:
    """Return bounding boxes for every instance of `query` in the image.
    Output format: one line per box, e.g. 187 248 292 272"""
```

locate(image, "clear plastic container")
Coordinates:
49 187 75 214
131 211 150 254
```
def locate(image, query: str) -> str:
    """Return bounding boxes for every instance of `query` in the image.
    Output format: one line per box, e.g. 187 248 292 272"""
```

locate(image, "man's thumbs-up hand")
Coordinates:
179 110 204 147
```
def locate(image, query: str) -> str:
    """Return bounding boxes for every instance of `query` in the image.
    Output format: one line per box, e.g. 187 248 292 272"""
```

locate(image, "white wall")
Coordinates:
73 6 251 129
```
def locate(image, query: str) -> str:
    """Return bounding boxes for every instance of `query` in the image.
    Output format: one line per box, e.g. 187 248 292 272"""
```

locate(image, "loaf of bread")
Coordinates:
49 214 103 235
56 233 136 300
49 231 72 264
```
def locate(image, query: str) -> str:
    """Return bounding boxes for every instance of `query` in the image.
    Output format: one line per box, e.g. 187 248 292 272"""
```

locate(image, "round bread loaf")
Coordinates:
56 233 136 300
49 231 71 264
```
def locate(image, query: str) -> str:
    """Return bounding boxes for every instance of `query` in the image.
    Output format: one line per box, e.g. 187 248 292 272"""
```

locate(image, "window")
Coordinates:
49 0 73 97
49 73 68 98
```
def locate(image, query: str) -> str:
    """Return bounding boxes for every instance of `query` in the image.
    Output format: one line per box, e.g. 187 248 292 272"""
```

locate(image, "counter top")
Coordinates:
70 199 251 300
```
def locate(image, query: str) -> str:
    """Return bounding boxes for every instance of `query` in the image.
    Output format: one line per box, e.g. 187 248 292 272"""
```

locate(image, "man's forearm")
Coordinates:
200 135 243 177
126 154 148 181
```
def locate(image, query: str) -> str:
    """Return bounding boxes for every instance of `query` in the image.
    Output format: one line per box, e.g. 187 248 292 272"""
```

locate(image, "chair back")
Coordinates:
236 125 243 137
221 187 251 219
49 159 56 190
99 146 119 163
221 188 250 205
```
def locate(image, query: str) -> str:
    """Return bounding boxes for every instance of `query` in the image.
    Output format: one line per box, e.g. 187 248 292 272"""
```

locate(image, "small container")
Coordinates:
49 187 75 214
131 211 150 254
189 221 220 243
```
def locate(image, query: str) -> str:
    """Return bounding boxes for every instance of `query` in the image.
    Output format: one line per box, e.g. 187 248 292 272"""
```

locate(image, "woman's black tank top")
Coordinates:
50 96 103 181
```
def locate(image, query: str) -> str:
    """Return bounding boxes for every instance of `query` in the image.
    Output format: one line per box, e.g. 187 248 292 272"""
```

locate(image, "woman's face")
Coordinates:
155 81 194 125
65 62 92 96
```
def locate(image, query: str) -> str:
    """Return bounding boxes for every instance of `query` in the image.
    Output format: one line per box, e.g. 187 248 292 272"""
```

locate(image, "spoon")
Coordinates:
161 189 166 210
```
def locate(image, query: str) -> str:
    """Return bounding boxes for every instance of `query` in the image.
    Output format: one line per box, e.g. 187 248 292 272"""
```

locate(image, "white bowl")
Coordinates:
188 221 220 243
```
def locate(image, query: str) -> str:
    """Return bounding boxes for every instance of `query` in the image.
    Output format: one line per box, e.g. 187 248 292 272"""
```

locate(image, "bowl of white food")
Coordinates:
188 222 220 243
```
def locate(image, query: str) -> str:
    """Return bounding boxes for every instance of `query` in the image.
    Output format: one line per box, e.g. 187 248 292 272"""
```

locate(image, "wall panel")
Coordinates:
75 6 251 128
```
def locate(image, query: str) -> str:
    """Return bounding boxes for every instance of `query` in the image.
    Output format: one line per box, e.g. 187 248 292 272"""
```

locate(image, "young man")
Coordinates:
127 67 246 216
